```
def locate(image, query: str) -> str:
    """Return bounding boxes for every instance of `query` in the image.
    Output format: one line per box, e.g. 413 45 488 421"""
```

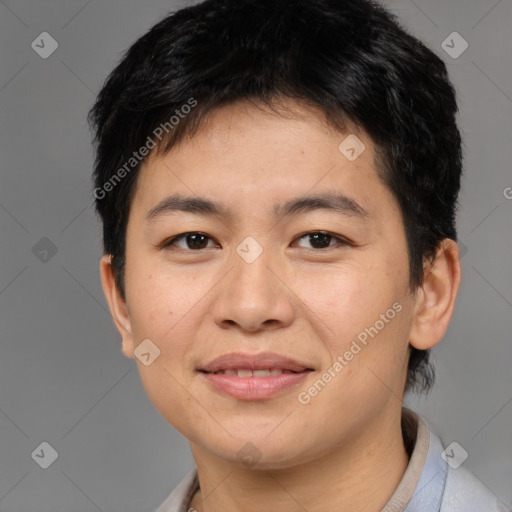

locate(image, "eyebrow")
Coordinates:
146 192 369 221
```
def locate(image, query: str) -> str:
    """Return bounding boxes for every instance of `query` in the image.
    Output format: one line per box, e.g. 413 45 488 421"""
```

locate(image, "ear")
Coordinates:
409 239 462 351
99 255 135 359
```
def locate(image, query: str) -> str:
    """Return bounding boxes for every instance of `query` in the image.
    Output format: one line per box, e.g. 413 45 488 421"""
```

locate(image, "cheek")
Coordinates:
137 362 202 442
293 261 395 342
294 259 410 385
125 269 207 435
127 263 195 333
124 269 194 381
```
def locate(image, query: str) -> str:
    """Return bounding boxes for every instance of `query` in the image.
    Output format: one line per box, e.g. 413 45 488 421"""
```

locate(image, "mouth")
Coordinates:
197 352 314 400
200 368 310 376
198 351 314 373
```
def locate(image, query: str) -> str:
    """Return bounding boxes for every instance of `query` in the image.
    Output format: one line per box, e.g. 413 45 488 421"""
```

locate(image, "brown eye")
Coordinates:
164 232 216 250
294 231 348 250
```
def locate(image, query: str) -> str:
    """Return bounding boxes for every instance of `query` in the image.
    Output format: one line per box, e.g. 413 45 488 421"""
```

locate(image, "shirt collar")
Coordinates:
383 407 447 511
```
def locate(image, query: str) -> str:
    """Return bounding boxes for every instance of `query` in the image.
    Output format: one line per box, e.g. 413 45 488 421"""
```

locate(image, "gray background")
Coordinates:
0 0 511 511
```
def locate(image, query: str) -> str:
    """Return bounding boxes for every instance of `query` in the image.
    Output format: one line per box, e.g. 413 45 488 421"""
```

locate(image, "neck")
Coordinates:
188 407 410 512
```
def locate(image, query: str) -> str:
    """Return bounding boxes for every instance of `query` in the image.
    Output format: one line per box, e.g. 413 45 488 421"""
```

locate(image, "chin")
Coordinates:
203 435 316 471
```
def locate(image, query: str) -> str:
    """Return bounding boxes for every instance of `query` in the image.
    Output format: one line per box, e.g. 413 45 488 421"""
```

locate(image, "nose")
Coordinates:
211 240 295 333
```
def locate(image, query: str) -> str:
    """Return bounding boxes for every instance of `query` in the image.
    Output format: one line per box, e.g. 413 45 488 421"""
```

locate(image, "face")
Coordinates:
109 100 421 469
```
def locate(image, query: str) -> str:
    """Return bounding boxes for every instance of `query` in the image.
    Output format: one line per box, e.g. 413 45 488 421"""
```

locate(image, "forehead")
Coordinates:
130 100 396 224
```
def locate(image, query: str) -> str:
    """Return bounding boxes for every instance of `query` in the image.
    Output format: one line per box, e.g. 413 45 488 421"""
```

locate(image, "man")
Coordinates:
88 0 507 510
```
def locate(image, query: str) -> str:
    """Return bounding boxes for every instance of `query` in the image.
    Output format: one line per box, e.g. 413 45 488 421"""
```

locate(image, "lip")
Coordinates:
198 351 314 401
199 351 313 373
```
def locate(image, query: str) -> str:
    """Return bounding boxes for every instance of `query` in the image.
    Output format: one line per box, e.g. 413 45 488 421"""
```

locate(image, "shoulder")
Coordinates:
440 464 510 512
404 410 509 512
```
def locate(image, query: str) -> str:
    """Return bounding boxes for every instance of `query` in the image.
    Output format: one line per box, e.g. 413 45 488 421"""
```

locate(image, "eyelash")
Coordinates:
161 231 351 252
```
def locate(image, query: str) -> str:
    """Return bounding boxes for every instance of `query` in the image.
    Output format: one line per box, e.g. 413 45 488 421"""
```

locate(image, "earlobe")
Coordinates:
408 239 462 351
99 255 135 359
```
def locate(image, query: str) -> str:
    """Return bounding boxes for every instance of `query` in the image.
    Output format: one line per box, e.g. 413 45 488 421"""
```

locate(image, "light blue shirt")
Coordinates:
155 409 509 511
401 416 507 511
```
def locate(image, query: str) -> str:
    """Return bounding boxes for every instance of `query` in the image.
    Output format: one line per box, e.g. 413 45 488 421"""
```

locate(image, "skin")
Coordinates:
100 99 461 512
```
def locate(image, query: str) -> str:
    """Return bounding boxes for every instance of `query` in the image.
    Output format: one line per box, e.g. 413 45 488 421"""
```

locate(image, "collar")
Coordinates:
384 408 447 511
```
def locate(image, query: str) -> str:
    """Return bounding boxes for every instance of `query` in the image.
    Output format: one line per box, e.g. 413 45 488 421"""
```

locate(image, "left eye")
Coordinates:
293 231 348 250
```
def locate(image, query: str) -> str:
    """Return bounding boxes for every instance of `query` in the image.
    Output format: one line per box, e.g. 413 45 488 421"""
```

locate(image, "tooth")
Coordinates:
237 369 253 378
270 368 283 376
224 369 237 376
253 369 271 377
